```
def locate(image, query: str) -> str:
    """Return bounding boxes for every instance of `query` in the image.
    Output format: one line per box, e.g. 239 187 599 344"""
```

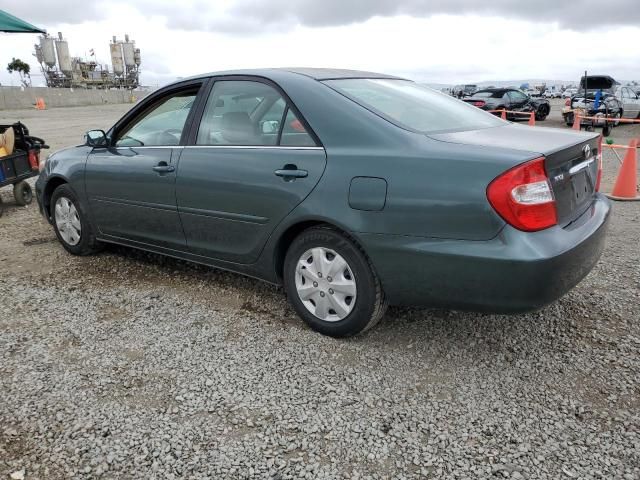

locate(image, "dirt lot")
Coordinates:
1 102 639 479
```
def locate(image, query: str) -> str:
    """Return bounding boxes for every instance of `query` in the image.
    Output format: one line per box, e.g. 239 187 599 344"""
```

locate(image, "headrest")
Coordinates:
221 112 255 144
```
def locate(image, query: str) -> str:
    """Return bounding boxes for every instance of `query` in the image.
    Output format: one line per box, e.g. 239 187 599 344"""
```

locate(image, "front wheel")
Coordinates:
535 105 549 121
612 111 621 127
283 227 387 337
51 184 102 256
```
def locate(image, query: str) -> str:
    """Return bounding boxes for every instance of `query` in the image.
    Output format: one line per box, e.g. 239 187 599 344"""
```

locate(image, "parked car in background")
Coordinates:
36 68 610 337
562 88 578 98
614 85 640 119
464 87 551 120
544 89 562 99
562 75 624 129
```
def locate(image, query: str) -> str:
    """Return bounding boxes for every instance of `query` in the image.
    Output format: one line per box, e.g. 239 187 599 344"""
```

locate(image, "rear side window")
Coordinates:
325 78 502 134
196 80 316 147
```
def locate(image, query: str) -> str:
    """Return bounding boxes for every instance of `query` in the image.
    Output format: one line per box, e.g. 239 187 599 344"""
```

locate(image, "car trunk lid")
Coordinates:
429 125 600 227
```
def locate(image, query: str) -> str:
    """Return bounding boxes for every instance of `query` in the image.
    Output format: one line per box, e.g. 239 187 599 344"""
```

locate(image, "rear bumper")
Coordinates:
358 194 611 312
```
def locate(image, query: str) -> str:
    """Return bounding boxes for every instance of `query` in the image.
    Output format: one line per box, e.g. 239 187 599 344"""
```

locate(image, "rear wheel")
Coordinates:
51 184 102 256
13 181 33 206
283 227 387 337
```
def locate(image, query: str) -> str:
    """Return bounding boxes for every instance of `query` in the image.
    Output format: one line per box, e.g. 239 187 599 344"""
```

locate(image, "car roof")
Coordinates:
181 68 405 83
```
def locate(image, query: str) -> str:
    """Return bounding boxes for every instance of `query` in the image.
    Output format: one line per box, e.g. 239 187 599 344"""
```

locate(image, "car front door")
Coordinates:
175 78 327 264
507 90 529 111
85 82 203 249
621 88 640 118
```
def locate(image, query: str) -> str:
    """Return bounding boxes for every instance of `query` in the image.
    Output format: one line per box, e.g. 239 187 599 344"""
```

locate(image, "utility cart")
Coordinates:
0 122 48 217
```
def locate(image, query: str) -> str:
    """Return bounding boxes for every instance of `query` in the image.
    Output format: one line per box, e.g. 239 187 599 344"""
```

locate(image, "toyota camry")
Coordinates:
36 68 610 337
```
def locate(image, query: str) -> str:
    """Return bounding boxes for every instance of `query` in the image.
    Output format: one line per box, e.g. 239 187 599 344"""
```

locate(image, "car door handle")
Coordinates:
153 164 175 173
274 168 308 179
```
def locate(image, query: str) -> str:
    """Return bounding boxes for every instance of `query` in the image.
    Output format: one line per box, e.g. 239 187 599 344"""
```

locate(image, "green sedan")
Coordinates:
36 68 610 337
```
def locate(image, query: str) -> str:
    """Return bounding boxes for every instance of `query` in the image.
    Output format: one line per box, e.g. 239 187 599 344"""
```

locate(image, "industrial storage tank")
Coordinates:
134 48 141 66
110 37 124 76
122 34 135 68
40 36 57 68
55 32 73 75
34 45 43 64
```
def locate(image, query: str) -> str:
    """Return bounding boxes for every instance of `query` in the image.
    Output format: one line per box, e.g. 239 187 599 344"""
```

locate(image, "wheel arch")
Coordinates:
42 175 69 220
272 218 367 283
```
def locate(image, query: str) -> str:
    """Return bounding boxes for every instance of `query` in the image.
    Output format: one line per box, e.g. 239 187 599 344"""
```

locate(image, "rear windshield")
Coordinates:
324 78 503 134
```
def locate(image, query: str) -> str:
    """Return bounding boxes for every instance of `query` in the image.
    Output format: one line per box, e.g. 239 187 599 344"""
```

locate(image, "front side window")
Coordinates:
508 91 528 102
115 90 197 147
324 78 503 134
196 80 316 146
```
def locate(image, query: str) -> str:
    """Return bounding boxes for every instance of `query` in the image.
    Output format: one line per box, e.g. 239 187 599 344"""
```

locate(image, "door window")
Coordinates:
115 90 198 147
508 91 528 102
196 80 316 147
280 108 316 146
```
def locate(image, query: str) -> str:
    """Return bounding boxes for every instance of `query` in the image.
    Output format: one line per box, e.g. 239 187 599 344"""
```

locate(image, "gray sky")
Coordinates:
2 0 639 87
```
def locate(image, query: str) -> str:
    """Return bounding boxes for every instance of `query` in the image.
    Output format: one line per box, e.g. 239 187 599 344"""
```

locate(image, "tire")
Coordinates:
564 113 574 127
535 105 549 121
283 227 387 337
612 111 621 127
602 123 613 137
50 184 102 256
13 181 33 206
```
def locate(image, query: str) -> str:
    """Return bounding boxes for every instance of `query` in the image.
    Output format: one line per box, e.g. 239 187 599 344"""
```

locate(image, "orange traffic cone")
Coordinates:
572 112 581 130
35 97 46 110
528 111 535 126
607 139 639 201
501 109 507 120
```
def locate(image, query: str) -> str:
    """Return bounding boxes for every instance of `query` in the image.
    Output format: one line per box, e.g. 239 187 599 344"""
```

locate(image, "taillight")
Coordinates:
28 149 40 171
564 98 571 107
595 135 603 191
487 157 557 232
473 101 486 107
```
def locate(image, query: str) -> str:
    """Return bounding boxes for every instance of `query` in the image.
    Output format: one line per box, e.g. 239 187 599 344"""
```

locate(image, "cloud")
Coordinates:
7 1 105 26
155 0 640 33
9 0 640 33
225 0 640 31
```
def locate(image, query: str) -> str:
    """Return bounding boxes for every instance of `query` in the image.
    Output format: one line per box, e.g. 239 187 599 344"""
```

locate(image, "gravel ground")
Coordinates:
1 102 639 479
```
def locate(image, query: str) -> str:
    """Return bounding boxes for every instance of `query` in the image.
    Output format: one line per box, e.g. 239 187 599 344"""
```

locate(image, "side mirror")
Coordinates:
261 120 279 135
84 129 108 147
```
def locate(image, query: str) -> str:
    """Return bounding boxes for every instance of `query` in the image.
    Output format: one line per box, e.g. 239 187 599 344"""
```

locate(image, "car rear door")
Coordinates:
85 81 204 249
175 78 327 264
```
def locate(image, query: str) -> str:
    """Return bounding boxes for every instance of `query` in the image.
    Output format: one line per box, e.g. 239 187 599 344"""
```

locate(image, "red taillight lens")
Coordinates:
473 101 486 107
564 98 571 107
487 157 557 232
595 135 603 191
28 149 40 171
